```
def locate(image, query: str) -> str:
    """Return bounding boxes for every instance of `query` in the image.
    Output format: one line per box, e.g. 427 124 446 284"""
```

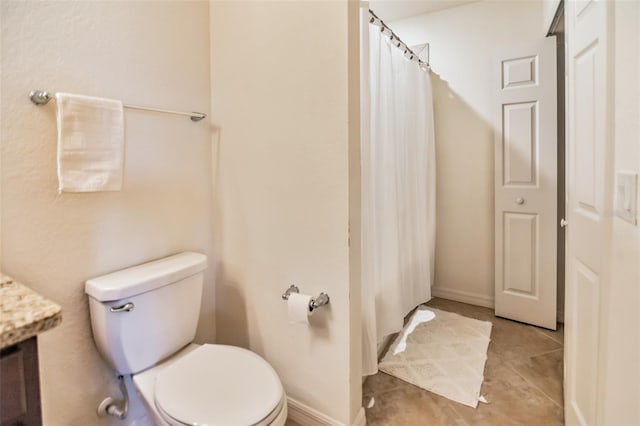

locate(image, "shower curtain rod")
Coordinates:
368 9 430 70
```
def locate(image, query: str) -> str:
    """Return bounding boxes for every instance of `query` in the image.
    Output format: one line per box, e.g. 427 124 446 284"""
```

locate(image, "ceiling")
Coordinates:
369 0 480 22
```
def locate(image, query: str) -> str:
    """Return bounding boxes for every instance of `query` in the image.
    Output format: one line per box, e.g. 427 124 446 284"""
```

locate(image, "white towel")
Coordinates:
56 92 124 193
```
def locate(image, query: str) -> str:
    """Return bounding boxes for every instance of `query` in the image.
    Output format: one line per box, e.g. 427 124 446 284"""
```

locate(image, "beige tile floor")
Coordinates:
363 298 565 425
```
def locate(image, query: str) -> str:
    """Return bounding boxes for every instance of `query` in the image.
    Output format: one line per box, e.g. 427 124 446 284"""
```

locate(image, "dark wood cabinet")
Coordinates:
0 337 42 426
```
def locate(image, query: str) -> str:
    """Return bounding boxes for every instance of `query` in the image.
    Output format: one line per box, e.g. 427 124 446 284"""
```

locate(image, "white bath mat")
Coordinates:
378 306 492 408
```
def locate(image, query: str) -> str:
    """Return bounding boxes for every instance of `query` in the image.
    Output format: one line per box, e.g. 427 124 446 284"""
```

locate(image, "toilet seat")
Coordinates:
154 344 284 426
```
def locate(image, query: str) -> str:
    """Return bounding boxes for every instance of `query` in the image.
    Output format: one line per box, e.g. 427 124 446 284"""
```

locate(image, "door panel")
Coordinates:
502 56 538 88
503 212 538 296
571 261 600 426
565 0 612 424
574 44 598 212
494 38 557 330
503 102 538 186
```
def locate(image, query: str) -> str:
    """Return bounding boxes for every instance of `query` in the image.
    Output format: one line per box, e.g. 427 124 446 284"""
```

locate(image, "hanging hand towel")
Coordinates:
56 92 124 193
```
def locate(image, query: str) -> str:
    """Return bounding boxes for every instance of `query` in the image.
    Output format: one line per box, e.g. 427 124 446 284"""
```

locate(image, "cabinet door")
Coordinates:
0 348 27 424
1 338 42 426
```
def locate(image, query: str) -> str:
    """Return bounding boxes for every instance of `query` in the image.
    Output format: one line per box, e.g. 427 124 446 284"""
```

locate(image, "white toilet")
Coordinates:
85 252 287 426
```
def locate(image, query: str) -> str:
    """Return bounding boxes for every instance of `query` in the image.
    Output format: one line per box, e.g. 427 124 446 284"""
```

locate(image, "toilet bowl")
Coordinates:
85 252 287 426
133 344 287 426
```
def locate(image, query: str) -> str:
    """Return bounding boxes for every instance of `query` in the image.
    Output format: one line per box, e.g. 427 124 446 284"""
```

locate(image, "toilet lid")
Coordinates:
155 344 284 426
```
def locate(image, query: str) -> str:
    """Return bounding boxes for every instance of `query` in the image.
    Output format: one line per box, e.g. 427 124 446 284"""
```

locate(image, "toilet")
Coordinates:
85 252 287 426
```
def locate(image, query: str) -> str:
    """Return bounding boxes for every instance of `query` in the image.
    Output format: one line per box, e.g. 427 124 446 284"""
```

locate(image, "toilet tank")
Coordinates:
85 252 207 375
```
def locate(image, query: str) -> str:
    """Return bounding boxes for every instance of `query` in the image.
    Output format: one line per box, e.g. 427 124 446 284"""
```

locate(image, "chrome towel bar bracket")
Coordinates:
30 90 52 105
281 284 330 313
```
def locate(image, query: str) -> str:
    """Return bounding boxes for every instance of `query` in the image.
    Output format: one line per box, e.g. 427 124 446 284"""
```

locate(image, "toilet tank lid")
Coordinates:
85 252 207 302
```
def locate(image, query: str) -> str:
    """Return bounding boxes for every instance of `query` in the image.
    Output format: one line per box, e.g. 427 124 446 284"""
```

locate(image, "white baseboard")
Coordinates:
432 288 565 326
287 397 338 426
352 407 366 426
287 398 365 426
431 286 495 309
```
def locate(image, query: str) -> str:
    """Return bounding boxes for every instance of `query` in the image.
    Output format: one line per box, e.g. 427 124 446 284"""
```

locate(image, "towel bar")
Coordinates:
29 90 207 122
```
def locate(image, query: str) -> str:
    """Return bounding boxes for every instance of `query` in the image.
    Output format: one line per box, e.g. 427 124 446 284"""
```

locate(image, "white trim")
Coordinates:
352 407 366 426
431 287 566 324
431 286 495 309
286 398 366 426
286 397 342 426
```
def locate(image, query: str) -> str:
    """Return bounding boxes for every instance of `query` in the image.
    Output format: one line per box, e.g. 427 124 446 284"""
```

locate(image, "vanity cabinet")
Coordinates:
0 275 61 426
0 337 42 426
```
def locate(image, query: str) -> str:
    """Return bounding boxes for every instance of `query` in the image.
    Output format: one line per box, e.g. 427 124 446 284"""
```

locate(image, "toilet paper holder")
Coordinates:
282 285 330 312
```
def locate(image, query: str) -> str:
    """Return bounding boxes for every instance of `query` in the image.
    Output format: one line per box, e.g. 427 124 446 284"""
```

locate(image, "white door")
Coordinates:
494 38 558 330
565 0 613 424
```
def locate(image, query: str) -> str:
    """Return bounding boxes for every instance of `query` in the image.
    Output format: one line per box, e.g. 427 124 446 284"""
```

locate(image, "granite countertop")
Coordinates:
0 274 62 349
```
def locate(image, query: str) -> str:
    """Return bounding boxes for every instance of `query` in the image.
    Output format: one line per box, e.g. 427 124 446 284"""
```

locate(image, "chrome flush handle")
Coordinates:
110 302 134 313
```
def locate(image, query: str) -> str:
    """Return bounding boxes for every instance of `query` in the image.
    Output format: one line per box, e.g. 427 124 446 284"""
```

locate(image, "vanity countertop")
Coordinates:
0 275 62 349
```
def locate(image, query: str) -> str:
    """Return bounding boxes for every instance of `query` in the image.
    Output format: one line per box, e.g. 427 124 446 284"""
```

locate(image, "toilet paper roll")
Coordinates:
287 293 312 324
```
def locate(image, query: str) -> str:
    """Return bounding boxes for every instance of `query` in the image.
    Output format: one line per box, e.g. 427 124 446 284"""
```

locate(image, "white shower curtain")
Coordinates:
361 21 436 376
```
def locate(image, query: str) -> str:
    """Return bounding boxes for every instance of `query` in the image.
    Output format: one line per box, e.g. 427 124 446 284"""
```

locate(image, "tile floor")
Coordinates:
363 298 565 425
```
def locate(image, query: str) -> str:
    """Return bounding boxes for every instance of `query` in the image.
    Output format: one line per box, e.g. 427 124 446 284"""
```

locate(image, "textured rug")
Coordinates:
378 307 493 408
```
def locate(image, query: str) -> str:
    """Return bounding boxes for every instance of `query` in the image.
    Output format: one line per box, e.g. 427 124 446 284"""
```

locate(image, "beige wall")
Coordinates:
601 1 640 423
209 1 361 424
0 2 214 425
391 1 545 307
